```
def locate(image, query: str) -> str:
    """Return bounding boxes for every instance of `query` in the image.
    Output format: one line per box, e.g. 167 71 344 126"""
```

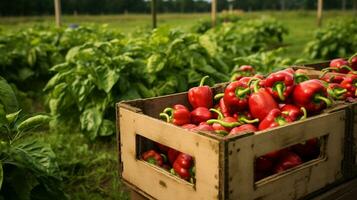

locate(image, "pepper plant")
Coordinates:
0 76 65 199
305 19 357 59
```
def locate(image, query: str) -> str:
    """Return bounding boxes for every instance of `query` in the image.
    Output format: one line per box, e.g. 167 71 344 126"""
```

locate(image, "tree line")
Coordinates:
0 0 356 16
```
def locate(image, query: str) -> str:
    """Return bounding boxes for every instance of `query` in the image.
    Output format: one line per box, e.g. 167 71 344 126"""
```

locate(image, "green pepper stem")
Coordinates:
349 53 357 63
335 88 347 96
275 117 287 126
321 68 333 73
147 158 157 165
161 154 167 163
275 83 285 101
341 65 353 72
170 168 176 175
209 108 224 120
239 117 259 124
300 107 307 120
235 87 250 97
206 119 241 128
163 108 173 116
281 111 289 115
248 79 261 93
214 93 224 101
294 74 309 83
314 95 332 107
199 76 209 87
215 130 229 136
230 73 239 82
159 113 170 123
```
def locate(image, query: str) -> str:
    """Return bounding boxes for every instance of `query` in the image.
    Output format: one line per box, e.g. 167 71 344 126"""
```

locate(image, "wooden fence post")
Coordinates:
211 0 217 27
151 0 157 29
54 0 62 27
317 0 323 27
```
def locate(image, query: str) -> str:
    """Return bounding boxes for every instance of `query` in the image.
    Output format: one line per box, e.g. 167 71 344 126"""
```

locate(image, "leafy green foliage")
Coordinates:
232 48 307 75
0 76 65 199
0 25 123 92
206 18 288 68
191 14 241 34
44 19 288 140
305 19 357 59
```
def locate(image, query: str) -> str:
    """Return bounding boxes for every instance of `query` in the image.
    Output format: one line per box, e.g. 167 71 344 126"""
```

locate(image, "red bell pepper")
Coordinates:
192 122 214 132
327 83 347 100
281 104 307 121
223 81 251 112
160 104 191 126
258 109 293 131
273 152 302 173
340 75 357 98
291 138 320 161
190 107 212 125
233 111 259 124
188 76 213 109
173 153 194 180
320 72 345 84
293 79 332 114
142 150 164 166
264 70 295 101
229 124 257 135
167 148 180 165
217 99 231 118
349 53 357 71
181 124 197 130
207 115 241 135
249 81 279 121
231 65 255 81
264 148 290 161
325 58 352 74
255 156 274 173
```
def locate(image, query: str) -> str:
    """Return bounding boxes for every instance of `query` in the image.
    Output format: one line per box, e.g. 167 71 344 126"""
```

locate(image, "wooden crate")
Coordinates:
116 88 348 200
301 61 357 179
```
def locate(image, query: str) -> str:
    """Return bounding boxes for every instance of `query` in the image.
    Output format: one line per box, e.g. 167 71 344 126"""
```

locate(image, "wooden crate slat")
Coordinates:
227 110 346 200
119 107 222 200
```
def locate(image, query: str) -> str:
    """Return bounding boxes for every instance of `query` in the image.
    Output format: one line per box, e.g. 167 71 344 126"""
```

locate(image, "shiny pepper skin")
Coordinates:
264 70 295 101
173 153 193 180
249 88 278 121
258 109 293 131
190 107 212 125
292 79 332 114
188 76 213 109
340 75 357 98
160 104 191 126
142 150 164 166
224 81 250 112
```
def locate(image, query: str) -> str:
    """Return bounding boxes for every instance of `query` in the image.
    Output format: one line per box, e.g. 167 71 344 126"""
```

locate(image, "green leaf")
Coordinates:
98 119 115 137
0 76 18 113
95 67 120 93
80 107 103 140
6 110 21 124
17 115 51 133
10 139 59 175
147 54 166 73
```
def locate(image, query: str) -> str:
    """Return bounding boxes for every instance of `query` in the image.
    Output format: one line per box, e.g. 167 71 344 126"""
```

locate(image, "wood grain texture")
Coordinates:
119 107 222 200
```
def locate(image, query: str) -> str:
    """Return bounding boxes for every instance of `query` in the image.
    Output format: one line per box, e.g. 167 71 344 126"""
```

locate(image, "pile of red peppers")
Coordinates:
141 53 357 183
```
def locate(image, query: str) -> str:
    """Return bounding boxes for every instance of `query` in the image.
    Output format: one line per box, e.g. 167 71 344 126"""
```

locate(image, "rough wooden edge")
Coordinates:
116 103 123 178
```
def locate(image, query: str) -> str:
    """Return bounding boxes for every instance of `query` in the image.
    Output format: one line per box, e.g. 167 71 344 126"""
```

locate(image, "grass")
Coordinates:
1 10 356 199
1 10 355 60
